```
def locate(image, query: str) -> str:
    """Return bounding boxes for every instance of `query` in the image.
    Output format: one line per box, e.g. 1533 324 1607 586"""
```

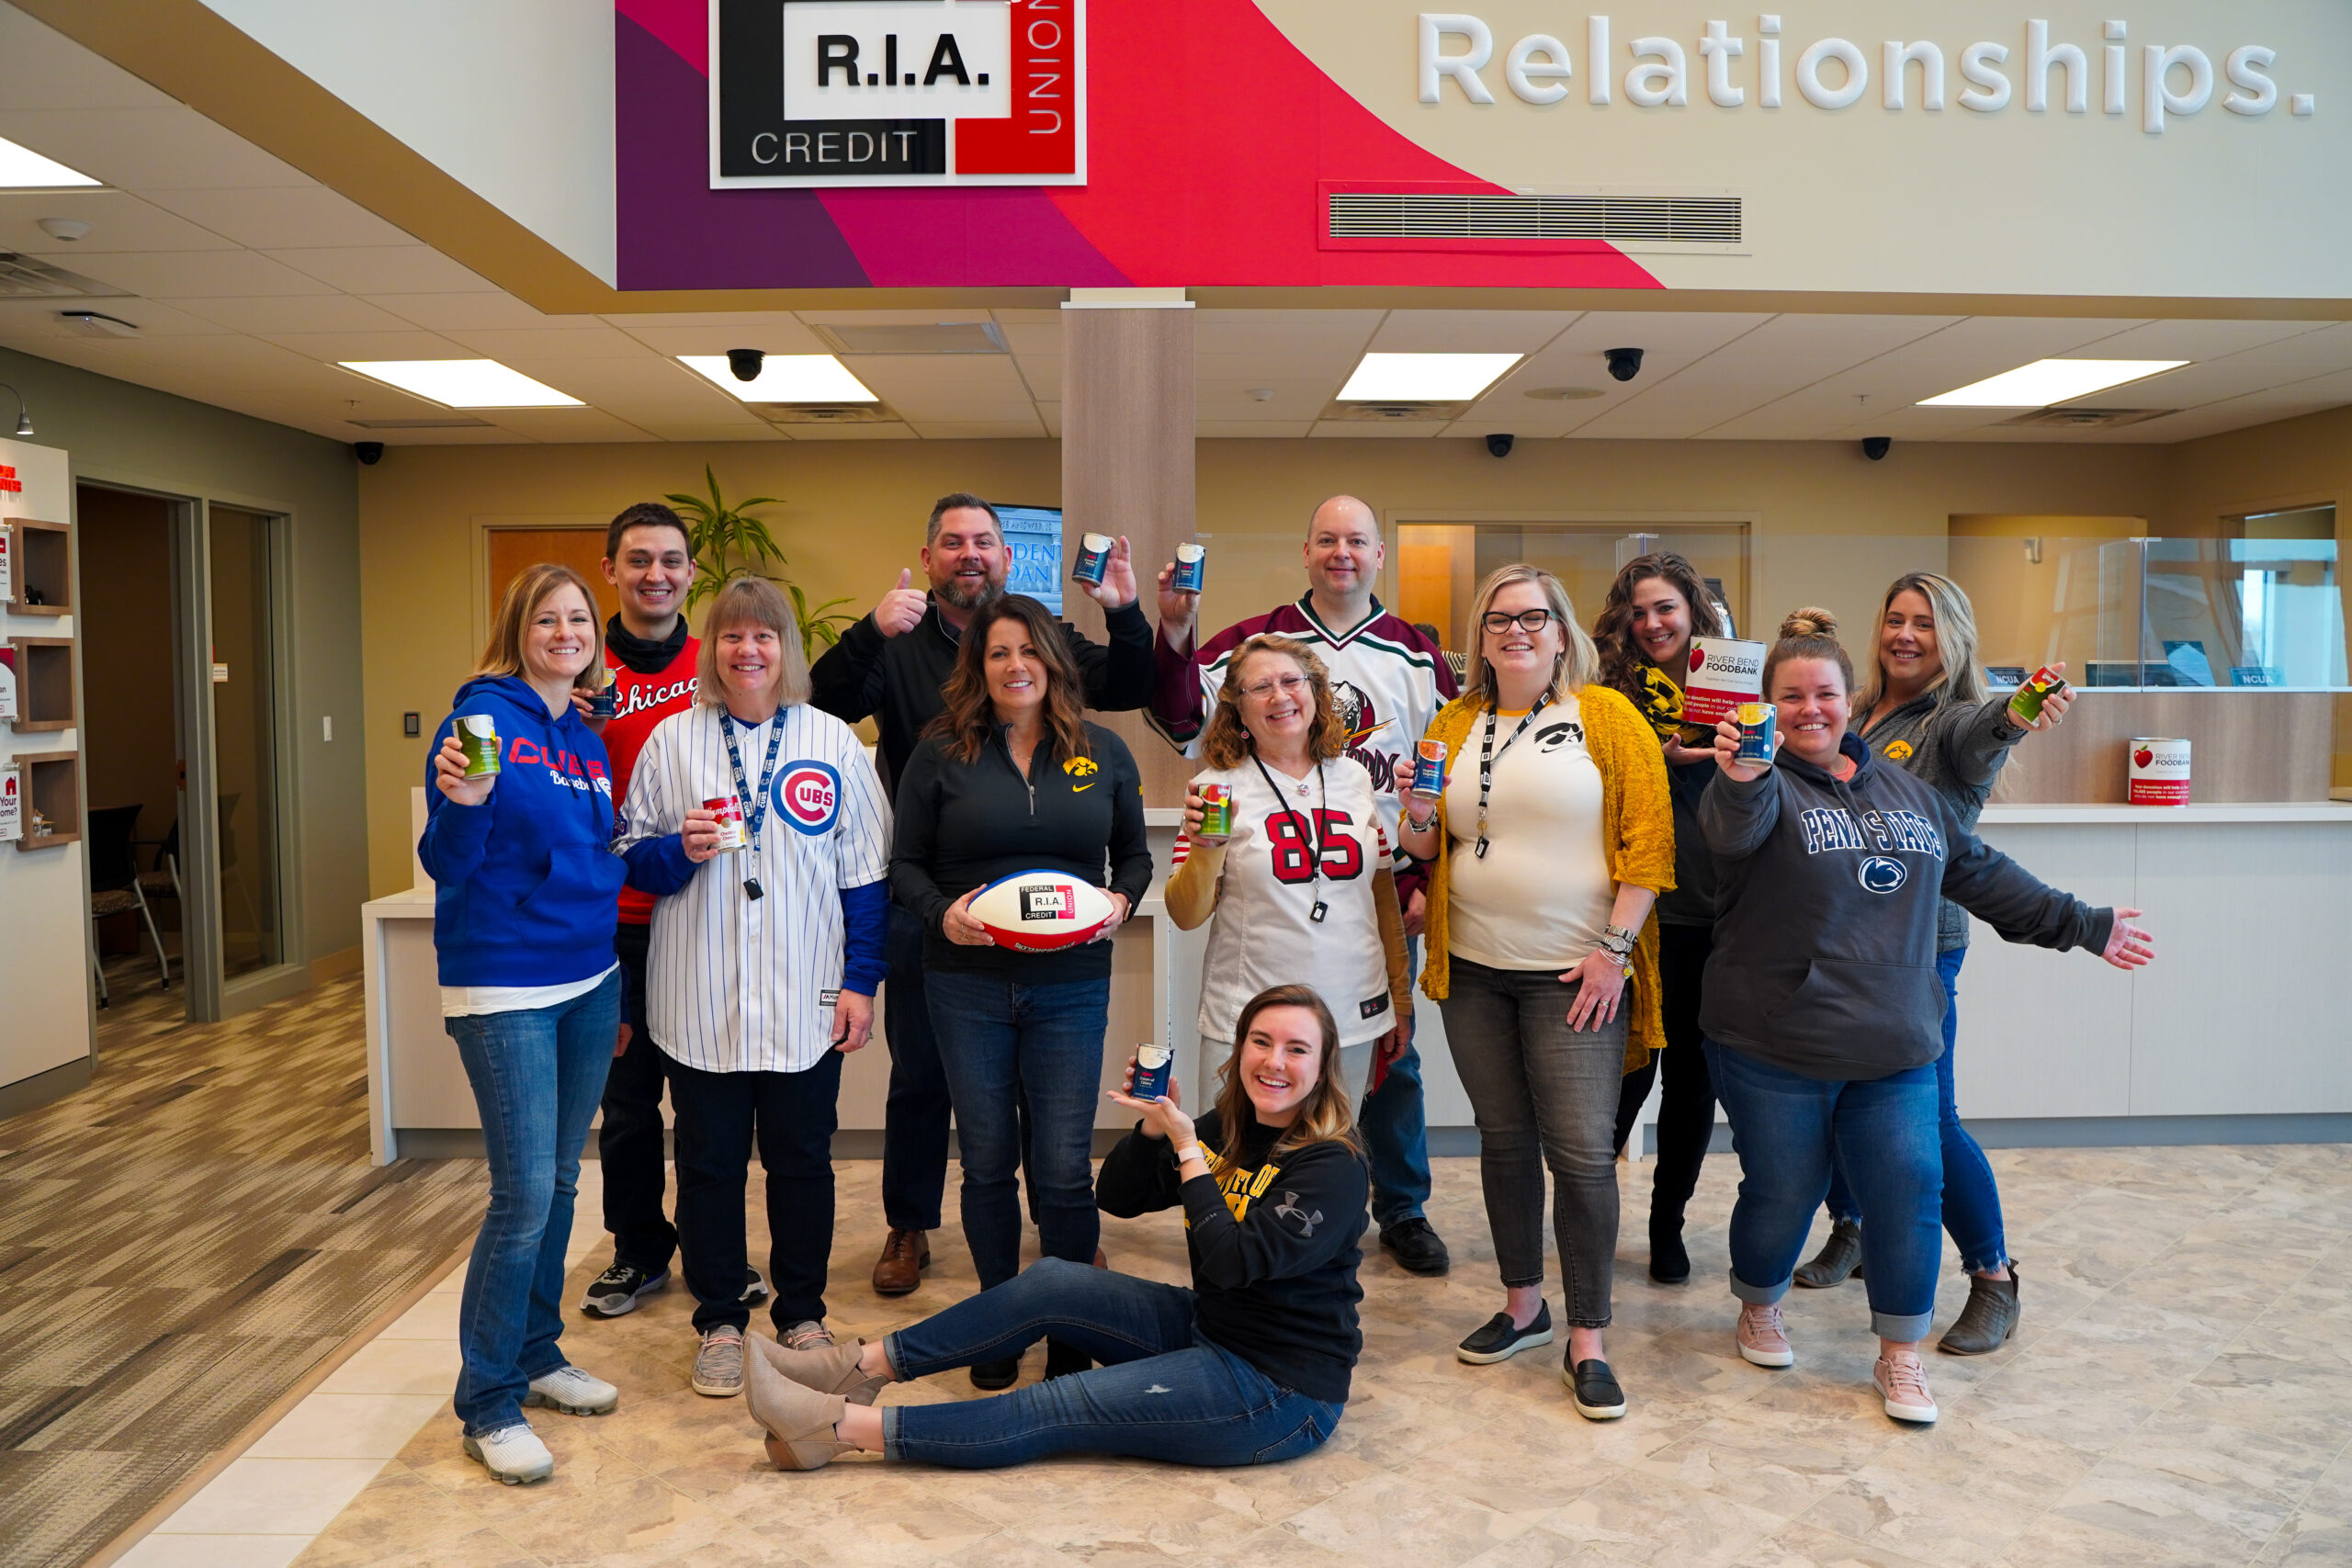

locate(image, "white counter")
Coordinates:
1982 802 2352 826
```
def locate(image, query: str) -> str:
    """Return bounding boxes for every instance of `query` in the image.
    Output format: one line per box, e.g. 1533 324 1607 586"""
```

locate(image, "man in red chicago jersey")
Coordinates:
571 502 763 1319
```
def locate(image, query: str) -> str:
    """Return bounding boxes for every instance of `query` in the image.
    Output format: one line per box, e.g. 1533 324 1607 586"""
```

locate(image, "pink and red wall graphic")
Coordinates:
614 0 1661 290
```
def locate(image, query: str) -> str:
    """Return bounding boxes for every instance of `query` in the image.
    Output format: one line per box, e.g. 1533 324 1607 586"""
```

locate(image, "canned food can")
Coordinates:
1170 542 1206 594
587 678 617 720
458 715 502 777
2008 664 2067 723
1196 783 1234 838
1410 739 1448 796
1132 1043 1173 1101
704 795 748 852
1071 532 1114 585
1735 701 1777 767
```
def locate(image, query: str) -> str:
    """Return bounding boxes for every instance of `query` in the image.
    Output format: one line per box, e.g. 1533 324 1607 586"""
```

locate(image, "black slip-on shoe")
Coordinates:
1380 1217 1452 1276
741 1267 770 1305
1456 1303 1555 1365
579 1262 670 1319
1044 1338 1093 1380
1566 1359 1627 1420
1648 1222 1691 1285
969 1356 1020 1391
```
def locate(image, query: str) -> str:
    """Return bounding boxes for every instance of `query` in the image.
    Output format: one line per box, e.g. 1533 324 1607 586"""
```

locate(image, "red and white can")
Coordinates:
704 795 748 851
2126 738 2190 806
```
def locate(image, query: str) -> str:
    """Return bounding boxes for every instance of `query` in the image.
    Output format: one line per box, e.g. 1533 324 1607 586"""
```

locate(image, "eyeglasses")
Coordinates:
1480 608 1555 635
1239 674 1312 701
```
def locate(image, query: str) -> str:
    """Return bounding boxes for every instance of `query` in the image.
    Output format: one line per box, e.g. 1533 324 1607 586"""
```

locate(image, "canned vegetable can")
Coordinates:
1171 542 1206 594
1197 783 1234 838
1071 532 1114 584
458 715 502 777
2008 665 2067 723
1132 1043 1173 1101
1410 739 1448 796
1735 701 1777 767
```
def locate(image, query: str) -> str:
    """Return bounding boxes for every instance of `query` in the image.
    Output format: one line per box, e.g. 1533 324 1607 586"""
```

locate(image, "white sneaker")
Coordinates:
463 1421 554 1484
526 1363 618 1416
1874 1352 1939 1424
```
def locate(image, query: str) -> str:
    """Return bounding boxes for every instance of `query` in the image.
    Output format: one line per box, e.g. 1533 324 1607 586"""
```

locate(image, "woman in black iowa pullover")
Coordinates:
740 985 1370 1470
889 594 1154 1385
1698 610 2154 1428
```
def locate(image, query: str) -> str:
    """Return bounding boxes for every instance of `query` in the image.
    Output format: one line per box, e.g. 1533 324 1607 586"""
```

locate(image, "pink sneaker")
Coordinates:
1736 1303 1793 1368
1874 1351 1939 1423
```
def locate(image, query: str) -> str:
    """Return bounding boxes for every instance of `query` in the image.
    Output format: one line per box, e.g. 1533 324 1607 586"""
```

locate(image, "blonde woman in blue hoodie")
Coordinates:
420 562 631 1485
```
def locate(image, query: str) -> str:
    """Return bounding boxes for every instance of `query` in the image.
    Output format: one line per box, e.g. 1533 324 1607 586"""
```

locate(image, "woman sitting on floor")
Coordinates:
741 983 1370 1470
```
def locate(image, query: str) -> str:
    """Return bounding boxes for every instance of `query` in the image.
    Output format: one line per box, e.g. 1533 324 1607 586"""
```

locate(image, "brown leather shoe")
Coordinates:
871 1228 930 1296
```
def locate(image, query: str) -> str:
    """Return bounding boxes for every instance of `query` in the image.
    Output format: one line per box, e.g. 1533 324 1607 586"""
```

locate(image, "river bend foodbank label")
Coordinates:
713 0 1085 187
1682 637 1767 727
775 761 843 833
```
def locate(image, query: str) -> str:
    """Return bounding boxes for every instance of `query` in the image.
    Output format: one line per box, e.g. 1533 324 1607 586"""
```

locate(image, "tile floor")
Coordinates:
108 1138 2352 1568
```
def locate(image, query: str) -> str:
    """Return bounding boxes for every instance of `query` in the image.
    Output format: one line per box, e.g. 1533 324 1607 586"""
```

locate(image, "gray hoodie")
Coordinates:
1699 734 2113 1082
1853 691 2029 953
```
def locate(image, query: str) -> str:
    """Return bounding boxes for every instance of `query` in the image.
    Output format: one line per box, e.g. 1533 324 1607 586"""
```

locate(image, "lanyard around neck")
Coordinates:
720 711 786 852
1250 751 1330 923
1475 702 1545 859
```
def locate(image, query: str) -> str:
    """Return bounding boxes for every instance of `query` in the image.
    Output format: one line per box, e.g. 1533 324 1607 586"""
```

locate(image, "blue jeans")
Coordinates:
880 906 952 1233
1705 1039 1942 1343
1359 937 1435 1229
882 1258 1343 1467
446 970 621 1435
924 971 1108 1290
1821 948 2008 1273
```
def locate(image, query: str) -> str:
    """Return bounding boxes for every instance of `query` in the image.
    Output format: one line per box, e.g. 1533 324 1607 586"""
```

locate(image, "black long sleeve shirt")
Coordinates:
809 595 1155 799
1097 1110 1369 1404
888 721 1153 982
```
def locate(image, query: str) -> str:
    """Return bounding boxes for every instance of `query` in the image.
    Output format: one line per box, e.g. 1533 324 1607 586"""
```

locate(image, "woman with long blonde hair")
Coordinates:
1790 572 2075 1358
1396 564 1674 1421
1166 634 1412 1126
740 984 1371 1471
417 562 629 1484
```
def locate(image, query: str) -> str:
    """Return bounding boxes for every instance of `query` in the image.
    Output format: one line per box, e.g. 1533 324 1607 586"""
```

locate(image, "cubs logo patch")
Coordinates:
1858 856 1908 894
1883 739 1915 761
774 761 842 834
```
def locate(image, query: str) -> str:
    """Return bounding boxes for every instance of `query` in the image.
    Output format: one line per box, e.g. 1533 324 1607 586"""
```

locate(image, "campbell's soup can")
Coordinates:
1131 1043 1173 1101
1681 637 1768 736
1411 739 1448 795
704 795 748 851
1197 783 1234 838
1170 542 1206 594
458 715 501 777
1735 702 1777 767
1071 532 1114 584
2127 737 2190 806
2008 665 2066 724
587 676 617 720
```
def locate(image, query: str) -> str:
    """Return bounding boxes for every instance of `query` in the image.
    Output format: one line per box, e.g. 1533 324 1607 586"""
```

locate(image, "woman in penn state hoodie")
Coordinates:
1697 610 2154 1428
419 562 630 1486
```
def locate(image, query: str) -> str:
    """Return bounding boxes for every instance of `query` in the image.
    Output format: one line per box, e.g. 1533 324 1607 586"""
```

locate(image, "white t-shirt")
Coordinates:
1442 698 1615 971
1181 756 1396 1046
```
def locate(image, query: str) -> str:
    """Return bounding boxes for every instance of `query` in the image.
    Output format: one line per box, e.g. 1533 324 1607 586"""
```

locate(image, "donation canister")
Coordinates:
2127 738 2190 806
1681 637 1768 738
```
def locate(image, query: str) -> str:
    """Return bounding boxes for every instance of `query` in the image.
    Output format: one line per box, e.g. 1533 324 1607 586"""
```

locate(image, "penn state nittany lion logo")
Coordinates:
1858 856 1908 894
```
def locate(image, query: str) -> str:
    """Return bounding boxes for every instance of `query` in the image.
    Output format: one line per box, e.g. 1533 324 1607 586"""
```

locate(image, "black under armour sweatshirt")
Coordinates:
809 595 1155 798
1097 1109 1368 1404
1698 733 2114 1082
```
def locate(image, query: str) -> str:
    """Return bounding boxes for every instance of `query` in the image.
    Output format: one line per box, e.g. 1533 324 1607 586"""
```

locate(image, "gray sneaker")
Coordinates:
693 1326 746 1397
780 1319 834 1352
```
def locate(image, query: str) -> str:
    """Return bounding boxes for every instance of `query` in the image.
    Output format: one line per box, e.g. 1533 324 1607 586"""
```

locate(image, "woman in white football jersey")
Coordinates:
1166 635 1411 1113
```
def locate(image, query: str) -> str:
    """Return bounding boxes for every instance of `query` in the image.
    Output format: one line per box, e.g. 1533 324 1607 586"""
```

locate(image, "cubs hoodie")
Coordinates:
419 674 628 988
1698 732 2112 1082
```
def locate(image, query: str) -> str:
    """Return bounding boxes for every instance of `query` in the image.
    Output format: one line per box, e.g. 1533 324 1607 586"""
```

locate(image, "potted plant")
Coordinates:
665 465 858 658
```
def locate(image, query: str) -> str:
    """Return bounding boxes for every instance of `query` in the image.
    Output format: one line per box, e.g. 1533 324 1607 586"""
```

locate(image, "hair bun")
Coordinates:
1780 607 1839 639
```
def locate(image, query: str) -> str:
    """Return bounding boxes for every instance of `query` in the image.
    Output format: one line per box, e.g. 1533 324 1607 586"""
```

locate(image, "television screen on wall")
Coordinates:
998 505 1062 615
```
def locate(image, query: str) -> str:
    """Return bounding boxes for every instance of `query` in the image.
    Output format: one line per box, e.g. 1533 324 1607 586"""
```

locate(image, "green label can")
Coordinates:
2008 665 2066 723
458 714 502 777
1197 783 1234 838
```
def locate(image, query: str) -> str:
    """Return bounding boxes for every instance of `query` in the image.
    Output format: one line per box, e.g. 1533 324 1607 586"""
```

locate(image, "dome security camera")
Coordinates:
1605 347 1645 382
1486 433 1515 457
727 347 765 382
354 442 385 465
37 218 92 243
1862 436 1893 461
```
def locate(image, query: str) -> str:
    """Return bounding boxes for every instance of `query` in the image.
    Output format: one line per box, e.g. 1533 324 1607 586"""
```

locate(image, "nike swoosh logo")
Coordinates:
1071 782 1096 792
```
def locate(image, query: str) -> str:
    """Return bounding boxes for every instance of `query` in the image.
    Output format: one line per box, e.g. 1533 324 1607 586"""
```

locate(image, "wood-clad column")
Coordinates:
1059 289 1193 807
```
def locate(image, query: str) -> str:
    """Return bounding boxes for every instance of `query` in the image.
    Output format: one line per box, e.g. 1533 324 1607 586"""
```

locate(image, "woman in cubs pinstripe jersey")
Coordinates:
617 578 891 1402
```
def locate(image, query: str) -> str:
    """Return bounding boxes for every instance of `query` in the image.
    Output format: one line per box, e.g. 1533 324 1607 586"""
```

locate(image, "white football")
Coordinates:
967 870 1118 952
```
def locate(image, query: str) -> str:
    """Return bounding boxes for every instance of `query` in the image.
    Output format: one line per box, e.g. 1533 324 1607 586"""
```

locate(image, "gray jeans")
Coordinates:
1437 953 1626 1326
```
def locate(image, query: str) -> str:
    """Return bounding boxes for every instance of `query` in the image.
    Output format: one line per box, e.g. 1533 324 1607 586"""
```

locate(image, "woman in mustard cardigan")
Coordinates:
1396 564 1673 1423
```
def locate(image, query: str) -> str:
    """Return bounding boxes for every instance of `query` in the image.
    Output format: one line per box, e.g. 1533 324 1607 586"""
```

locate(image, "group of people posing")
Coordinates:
421 491 2154 1485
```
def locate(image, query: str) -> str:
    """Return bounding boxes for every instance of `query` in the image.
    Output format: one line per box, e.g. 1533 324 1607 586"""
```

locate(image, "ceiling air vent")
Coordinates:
1328 192 1742 249
1997 407 2176 430
811 321 1007 355
1321 400 1469 423
0 252 127 298
348 417 494 429
755 401 899 424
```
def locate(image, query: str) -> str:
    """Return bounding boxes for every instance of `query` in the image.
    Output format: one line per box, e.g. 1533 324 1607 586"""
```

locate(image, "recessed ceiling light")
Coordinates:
338 360 584 408
1919 359 2189 408
680 354 877 402
0 137 98 188
1339 353 1522 402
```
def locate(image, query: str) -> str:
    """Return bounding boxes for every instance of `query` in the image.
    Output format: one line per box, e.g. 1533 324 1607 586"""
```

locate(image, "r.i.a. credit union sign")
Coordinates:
711 0 1083 185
